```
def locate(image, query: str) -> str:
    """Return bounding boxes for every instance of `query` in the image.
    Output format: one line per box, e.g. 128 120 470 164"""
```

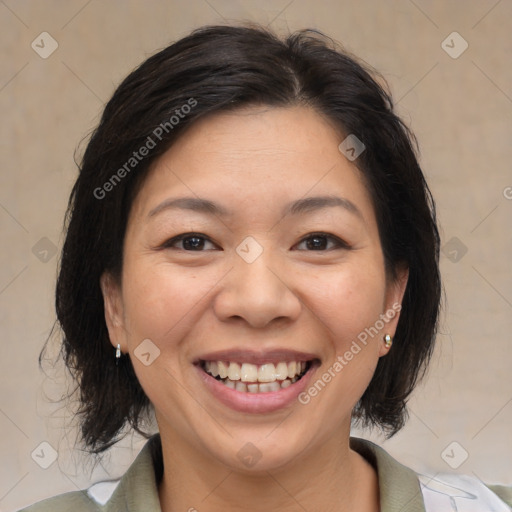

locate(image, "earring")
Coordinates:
115 343 121 364
384 334 393 349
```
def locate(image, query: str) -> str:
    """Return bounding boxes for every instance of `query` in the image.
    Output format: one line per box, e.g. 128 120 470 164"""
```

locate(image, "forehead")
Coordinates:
130 105 375 223
166 105 344 169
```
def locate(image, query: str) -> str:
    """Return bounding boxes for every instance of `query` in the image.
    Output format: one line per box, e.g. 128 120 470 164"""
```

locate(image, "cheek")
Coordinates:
303 262 388 347
295 266 386 427
120 259 216 352
118 260 219 415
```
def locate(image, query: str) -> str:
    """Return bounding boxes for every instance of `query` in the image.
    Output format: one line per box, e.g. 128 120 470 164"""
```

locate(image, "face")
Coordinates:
101 105 407 472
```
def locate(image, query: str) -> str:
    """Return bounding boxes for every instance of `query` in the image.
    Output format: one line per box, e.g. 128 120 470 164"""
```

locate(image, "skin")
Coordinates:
101 105 408 512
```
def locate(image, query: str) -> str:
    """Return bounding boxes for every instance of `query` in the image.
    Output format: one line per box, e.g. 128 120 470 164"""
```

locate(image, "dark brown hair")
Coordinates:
52 23 441 453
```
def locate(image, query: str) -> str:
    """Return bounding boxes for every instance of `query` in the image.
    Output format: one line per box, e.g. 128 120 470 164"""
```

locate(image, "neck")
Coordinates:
157 430 379 512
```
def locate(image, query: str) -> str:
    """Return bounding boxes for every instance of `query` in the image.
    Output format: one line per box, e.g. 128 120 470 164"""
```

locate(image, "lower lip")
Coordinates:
196 364 317 413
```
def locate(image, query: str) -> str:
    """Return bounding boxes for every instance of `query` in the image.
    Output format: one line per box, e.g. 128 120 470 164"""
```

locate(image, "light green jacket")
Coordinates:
19 435 511 511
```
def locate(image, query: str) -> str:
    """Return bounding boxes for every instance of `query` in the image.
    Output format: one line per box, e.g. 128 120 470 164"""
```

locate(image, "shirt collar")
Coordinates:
350 436 426 512
105 434 425 512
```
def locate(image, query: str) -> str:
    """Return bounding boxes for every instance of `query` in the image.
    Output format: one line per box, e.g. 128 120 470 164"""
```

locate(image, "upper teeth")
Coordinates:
204 361 307 383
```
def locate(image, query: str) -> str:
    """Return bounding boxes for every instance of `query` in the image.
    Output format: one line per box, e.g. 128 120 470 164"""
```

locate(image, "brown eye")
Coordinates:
163 233 217 251
305 235 328 250
295 233 349 251
182 236 206 250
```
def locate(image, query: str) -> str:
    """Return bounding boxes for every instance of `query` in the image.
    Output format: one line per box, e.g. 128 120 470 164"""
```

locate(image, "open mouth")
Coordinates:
199 360 313 393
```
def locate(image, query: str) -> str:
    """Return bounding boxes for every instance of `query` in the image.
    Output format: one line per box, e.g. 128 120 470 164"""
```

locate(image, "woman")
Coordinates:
21 24 511 512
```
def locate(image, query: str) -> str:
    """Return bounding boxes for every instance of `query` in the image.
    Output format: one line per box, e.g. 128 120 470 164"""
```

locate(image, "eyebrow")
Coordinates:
147 195 363 220
283 195 362 219
148 197 230 218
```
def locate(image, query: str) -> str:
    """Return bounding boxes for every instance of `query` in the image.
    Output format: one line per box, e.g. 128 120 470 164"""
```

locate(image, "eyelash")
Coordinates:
295 233 350 251
161 232 350 252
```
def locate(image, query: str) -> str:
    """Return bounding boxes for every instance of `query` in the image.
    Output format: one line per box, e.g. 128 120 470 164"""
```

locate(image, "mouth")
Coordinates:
199 359 312 393
194 350 320 413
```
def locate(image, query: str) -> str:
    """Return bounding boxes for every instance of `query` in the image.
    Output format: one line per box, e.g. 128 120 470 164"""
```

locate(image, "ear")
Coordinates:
100 271 127 351
379 265 409 357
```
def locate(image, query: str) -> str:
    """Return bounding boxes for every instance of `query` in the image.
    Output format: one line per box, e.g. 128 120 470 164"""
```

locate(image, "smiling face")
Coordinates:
101 105 407 473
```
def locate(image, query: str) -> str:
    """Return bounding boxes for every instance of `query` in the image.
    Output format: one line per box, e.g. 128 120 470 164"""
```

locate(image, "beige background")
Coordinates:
1 0 511 510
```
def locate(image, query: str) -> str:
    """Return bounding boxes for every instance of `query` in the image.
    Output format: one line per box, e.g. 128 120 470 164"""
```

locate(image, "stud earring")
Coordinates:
115 343 121 364
384 334 393 349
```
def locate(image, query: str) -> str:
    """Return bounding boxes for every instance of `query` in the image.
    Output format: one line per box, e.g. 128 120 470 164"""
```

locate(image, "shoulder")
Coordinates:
18 481 121 511
18 435 162 512
488 484 512 508
17 487 108 511
350 437 511 512
419 473 512 511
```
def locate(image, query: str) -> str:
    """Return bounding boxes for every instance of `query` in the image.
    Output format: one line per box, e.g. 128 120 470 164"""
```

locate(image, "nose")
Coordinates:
212 252 302 329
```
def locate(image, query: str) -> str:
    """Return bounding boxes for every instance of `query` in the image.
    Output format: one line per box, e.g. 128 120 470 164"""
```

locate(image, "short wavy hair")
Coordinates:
52 23 441 453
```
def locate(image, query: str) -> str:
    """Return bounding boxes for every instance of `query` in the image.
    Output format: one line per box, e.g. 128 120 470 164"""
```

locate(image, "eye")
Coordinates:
162 233 218 251
294 233 349 251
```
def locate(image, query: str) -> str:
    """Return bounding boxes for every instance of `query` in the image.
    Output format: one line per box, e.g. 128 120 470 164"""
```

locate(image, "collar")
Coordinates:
99 434 426 512
350 436 426 512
